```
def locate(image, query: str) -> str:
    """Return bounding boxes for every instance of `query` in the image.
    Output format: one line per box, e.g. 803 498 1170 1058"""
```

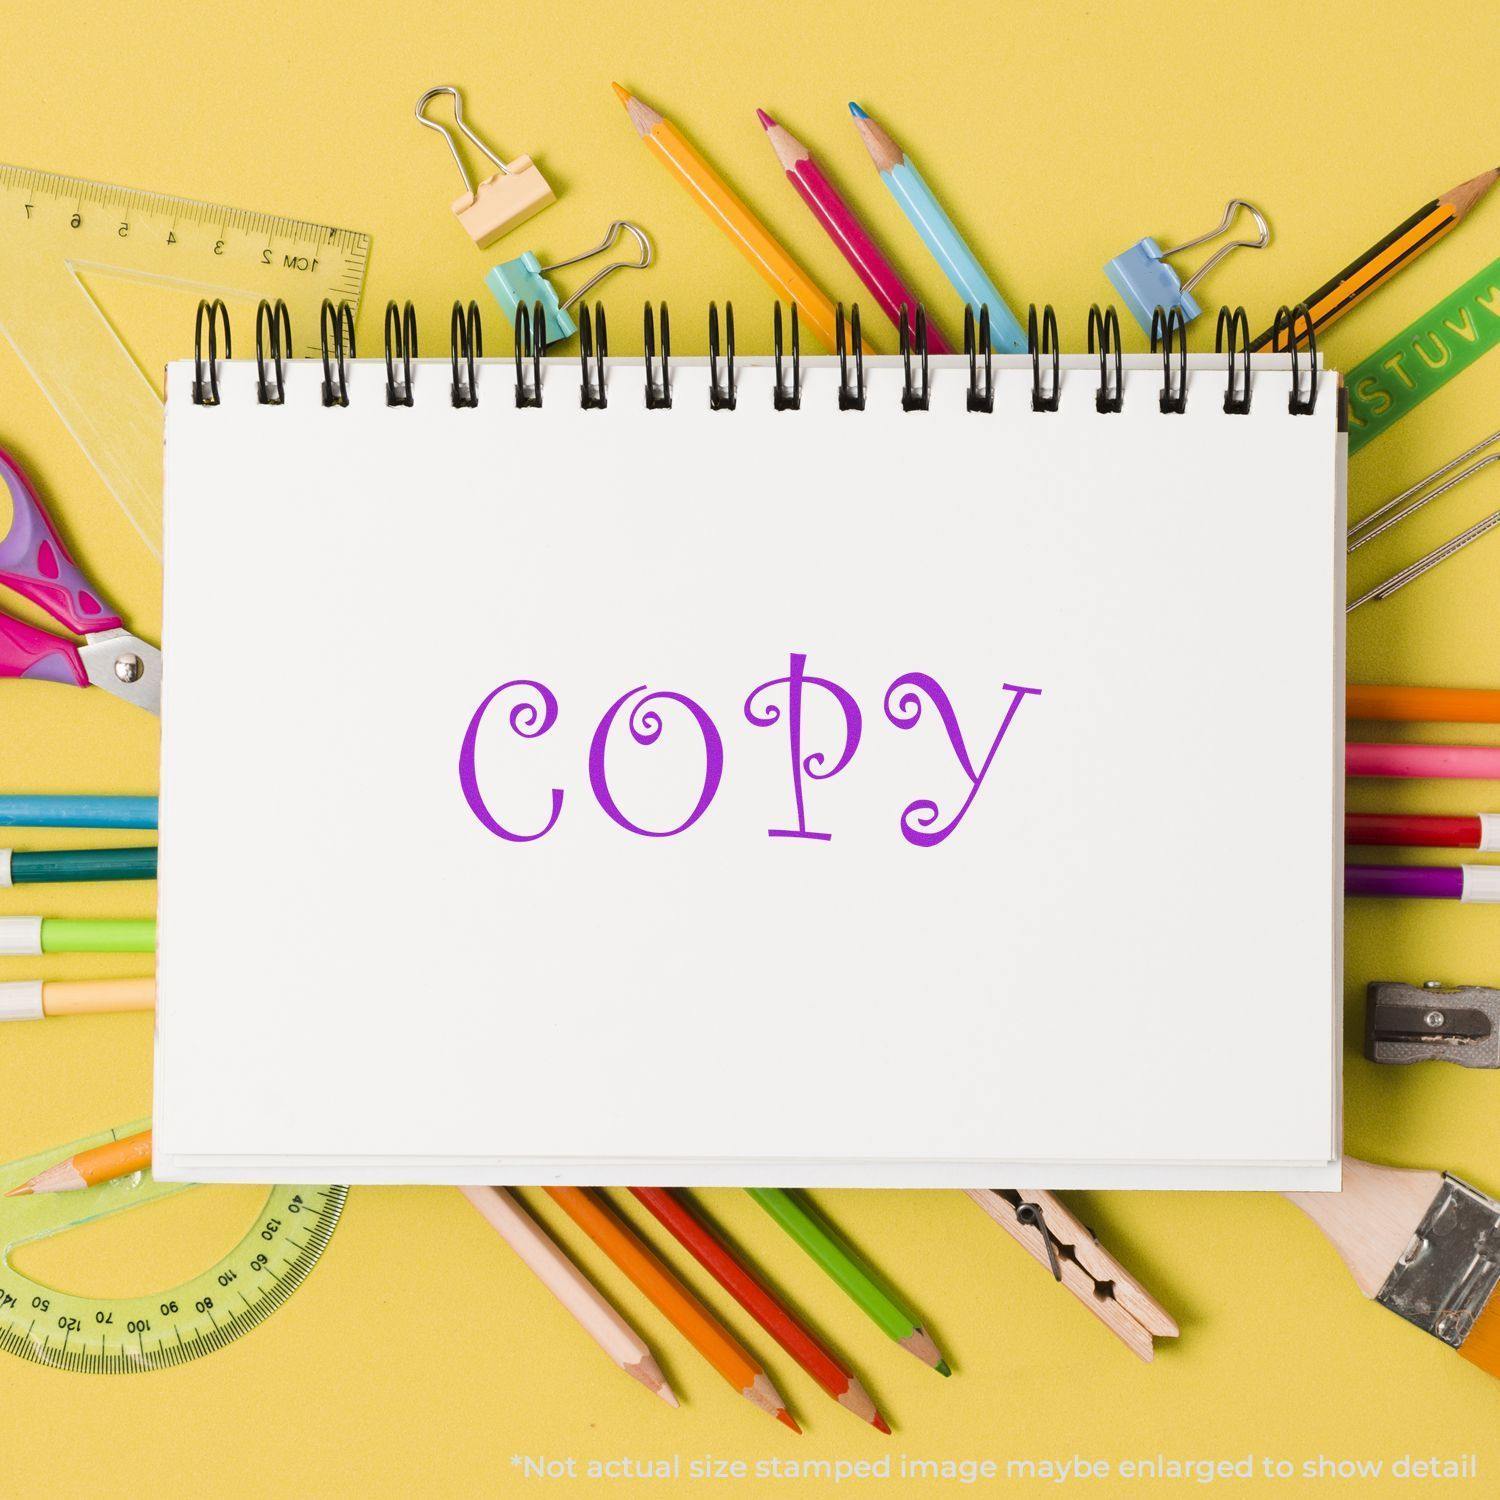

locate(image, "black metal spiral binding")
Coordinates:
836 303 865 411
773 304 801 411
446 300 482 408
1087 304 1123 414
1028 304 1060 412
964 306 993 413
900 305 930 412
578 303 607 409
511 302 541 408
1216 306 1251 414
255 299 290 406
1274 303 1319 415
384 301 417 407
192 298 231 405
643 302 671 409
320 299 355 408
708 302 737 410
1150 305 1188 414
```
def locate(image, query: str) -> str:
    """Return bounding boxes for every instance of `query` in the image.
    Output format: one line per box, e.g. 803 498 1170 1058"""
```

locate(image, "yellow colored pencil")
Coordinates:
612 83 869 354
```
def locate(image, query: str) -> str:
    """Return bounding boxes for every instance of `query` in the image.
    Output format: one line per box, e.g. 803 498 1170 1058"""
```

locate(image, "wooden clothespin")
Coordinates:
966 1188 1179 1362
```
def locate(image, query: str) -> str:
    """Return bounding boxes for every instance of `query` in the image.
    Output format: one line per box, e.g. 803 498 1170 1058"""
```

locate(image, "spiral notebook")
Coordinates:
154 312 1346 1188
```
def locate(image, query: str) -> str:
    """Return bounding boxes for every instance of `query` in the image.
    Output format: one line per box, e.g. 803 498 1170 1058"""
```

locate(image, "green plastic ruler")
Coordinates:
0 1121 344 1372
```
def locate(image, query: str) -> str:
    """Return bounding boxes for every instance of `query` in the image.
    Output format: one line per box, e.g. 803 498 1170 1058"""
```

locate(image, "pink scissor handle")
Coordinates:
0 446 122 636
0 611 88 687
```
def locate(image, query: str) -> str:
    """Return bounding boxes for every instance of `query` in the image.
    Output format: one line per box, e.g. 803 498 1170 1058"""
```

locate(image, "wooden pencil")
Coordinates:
746 1188 948 1373
7 1128 152 1195
460 1186 677 1406
632 1187 889 1431
1286 1158 1500 1382
1251 167 1499 351
756 109 951 353
612 83 867 355
545 1186 799 1430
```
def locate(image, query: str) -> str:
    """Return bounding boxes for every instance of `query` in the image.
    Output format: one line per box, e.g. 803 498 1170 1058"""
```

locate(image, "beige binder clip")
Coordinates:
415 85 556 248
966 1189 1180 1361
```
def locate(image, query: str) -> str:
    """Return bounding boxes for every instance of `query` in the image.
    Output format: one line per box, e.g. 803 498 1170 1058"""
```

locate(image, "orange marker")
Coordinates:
546 1186 799 1430
1348 683 1500 724
612 83 868 355
7 1128 152 1196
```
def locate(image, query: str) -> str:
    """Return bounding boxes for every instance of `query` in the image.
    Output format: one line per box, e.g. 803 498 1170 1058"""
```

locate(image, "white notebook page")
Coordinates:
155 353 1344 1188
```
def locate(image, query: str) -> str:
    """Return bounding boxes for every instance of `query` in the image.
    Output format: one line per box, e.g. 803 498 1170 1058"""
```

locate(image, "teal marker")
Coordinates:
849 102 1026 353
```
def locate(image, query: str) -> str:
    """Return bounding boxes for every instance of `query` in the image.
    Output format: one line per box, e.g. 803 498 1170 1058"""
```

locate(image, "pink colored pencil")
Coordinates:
757 109 953 353
1347 742 1500 779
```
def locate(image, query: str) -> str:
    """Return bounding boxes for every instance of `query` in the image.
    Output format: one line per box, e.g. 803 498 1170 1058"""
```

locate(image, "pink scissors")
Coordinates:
0 447 161 715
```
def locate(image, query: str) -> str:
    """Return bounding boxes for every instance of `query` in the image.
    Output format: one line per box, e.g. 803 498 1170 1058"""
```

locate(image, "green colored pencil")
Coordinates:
747 1187 949 1374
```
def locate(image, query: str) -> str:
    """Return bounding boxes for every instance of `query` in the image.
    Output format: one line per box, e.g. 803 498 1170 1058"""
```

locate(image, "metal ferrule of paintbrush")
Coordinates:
1287 1160 1500 1378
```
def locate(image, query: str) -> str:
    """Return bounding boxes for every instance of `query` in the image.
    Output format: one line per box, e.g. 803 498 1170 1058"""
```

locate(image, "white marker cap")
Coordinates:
0 916 42 956
0 849 11 888
0 980 44 1022
1461 865 1500 903
1478 815 1500 853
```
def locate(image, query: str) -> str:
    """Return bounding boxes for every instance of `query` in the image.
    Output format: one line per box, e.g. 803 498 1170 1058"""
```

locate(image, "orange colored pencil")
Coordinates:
632 1187 889 1431
7 1128 152 1195
1251 166 1498 350
545 1186 799 1430
612 83 869 355
1347 683 1500 724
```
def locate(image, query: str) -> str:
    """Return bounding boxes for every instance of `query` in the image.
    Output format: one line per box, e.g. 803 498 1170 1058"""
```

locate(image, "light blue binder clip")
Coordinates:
1105 200 1269 333
485 220 652 343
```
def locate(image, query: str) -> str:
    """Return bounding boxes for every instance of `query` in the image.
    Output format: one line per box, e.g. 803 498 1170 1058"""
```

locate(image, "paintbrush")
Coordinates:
1286 1158 1499 1379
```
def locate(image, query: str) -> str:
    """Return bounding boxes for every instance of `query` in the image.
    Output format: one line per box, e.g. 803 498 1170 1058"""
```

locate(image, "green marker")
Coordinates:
0 917 156 955
1346 257 1500 456
748 1187 950 1374
2 847 157 885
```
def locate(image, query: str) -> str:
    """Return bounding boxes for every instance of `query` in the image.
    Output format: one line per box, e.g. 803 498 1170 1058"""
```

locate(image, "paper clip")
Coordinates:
1105 200 1269 333
415 85 555 248
1347 431 1500 611
485 222 653 343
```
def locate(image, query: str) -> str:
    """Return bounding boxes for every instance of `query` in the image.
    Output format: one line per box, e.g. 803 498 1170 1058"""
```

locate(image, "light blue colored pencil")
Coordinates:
849 102 1026 353
0 795 159 830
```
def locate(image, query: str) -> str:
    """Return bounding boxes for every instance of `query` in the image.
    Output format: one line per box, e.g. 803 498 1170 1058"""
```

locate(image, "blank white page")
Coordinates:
155 353 1344 1188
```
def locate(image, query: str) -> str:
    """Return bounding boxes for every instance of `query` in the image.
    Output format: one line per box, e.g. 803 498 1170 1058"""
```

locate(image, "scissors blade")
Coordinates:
78 630 162 716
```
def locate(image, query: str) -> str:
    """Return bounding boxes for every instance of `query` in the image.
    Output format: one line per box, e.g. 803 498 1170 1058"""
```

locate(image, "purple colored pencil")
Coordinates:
757 109 953 353
1346 864 1500 902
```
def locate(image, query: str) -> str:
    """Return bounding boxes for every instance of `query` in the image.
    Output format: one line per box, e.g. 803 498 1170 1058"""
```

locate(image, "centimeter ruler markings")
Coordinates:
0 164 370 557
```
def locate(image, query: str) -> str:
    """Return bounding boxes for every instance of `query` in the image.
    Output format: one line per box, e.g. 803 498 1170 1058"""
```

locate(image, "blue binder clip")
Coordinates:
485 220 652 343
1105 200 1269 333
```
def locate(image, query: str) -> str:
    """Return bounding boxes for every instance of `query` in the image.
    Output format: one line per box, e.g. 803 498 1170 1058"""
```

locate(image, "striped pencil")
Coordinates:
632 1187 889 1431
1348 743 1500 779
848 102 1025 353
7 1129 152 1196
461 1186 677 1406
1347 864 1500 902
756 110 951 353
1346 812 1500 850
1349 685 1500 723
546 1186 799 1430
0 976 156 1022
747 1188 948 1374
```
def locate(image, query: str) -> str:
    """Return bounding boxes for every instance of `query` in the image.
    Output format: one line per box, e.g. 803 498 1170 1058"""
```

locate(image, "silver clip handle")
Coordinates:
1159 200 1270 295
415 85 513 195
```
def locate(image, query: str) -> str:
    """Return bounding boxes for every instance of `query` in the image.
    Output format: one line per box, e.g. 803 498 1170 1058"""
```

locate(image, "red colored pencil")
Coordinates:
1346 812 1498 849
630 1187 890 1432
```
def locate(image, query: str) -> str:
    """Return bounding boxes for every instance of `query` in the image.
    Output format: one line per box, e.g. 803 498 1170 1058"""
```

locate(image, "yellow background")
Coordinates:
1 0 1498 1493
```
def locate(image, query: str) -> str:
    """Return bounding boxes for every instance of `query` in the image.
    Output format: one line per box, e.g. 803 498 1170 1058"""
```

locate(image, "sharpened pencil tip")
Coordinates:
657 1385 680 1408
776 1409 802 1434
611 82 630 104
755 108 776 130
873 1413 892 1435
4 1185 30 1197
936 1359 952 1377
848 101 868 118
